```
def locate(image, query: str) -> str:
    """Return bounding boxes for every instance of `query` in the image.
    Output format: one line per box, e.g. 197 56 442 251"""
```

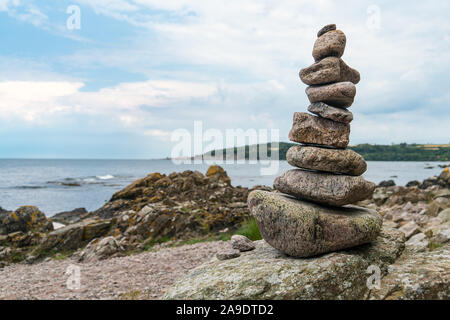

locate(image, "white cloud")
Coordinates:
0 79 217 125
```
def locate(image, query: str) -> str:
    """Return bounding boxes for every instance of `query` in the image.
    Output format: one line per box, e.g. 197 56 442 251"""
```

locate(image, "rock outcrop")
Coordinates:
163 227 409 300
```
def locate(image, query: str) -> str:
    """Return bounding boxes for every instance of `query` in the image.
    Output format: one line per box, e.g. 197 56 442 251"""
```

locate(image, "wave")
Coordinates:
96 174 115 180
13 185 47 189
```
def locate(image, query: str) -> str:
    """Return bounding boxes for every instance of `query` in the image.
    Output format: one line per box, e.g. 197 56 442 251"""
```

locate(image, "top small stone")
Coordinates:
317 24 336 37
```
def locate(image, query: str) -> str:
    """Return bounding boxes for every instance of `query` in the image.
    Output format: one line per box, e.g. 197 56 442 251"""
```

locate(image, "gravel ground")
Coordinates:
0 241 230 300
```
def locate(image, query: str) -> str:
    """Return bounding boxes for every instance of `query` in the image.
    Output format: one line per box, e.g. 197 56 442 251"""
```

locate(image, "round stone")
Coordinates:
286 145 367 175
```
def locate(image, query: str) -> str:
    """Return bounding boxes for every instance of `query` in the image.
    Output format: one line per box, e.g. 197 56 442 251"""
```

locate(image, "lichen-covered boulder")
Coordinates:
0 206 53 235
163 227 405 300
39 218 111 252
368 245 450 300
248 191 382 257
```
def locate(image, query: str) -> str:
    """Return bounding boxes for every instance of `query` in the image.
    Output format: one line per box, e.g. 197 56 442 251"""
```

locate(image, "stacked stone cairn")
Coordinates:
248 24 382 258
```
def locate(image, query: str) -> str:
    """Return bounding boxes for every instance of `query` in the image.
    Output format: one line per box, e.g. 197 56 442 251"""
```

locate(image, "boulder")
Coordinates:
313 30 346 62
248 191 382 257
300 57 360 85
39 218 111 252
306 82 356 108
378 180 396 187
163 227 405 300
51 208 88 225
308 102 353 124
0 206 53 236
77 236 125 262
288 112 350 149
368 244 449 300
438 208 450 223
286 145 366 175
274 170 376 206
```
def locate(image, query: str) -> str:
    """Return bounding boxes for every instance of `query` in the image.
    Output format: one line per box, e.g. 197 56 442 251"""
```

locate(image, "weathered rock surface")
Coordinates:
77 236 125 262
313 30 346 62
248 191 382 257
300 57 360 85
288 112 350 148
163 227 404 300
0 206 53 236
286 145 366 175
231 235 255 252
317 24 336 37
306 81 356 108
51 208 88 225
39 218 111 252
274 170 376 206
308 102 353 124
368 244 449 300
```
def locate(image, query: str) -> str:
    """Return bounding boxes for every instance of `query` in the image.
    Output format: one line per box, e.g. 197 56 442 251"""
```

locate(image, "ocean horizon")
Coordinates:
0 159 448 216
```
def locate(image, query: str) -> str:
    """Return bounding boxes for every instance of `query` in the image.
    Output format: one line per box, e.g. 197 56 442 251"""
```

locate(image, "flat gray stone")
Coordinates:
274 169 376 206
308 102 353 124
288 112 350 148
300 57 360 85
313 30 346 62
306 81 356 108
286 145 366 175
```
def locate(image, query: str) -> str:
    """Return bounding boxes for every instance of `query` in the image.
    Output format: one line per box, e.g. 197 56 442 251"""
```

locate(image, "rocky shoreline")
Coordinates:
0 165 449 299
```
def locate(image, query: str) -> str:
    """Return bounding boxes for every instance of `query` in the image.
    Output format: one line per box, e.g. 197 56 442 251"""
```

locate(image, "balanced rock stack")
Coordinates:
248 24 382 258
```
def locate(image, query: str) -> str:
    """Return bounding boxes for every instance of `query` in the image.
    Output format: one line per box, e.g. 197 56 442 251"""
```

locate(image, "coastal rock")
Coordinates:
231 235 255 252
306 81 356 108
398 221 421 240
288 112 350 149
286 145 366 175
163 227 404 300
368 244 449 300
313 30 346 62
317 24 336 37
308 102 353 124
248 191 382 257
379 180 396 187
39 218 111 252
300 57 360 85
274 169 376 206
438 208 450 223
51 208 88 225
77 236 125 262
0 206 53 236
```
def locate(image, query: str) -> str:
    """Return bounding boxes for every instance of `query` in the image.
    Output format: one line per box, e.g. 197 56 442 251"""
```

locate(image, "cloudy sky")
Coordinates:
0 0 449 159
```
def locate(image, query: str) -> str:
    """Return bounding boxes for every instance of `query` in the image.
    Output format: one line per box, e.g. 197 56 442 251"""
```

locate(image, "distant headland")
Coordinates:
199 143 450 161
